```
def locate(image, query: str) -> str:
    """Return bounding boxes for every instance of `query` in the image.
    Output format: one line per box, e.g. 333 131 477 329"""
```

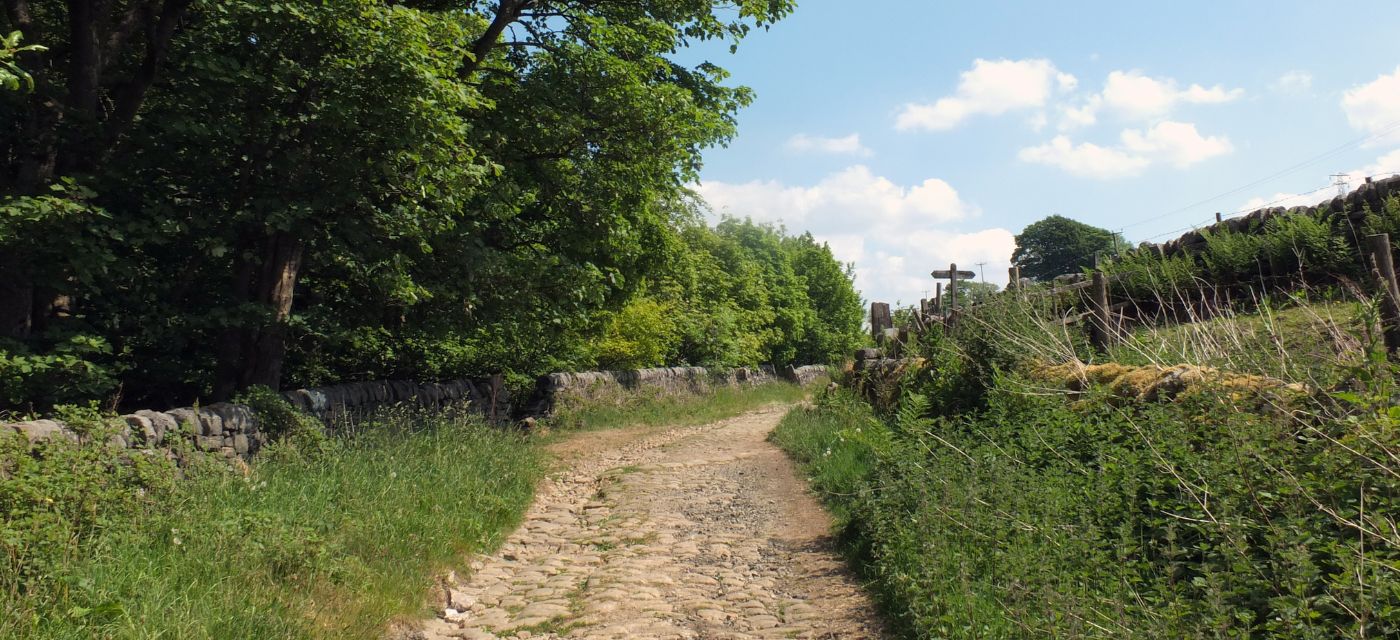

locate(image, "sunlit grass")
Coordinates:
3 406 541 639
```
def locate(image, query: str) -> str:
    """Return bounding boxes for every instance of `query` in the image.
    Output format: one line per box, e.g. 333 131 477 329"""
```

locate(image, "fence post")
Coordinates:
1088 270 1112 351
934 282 942 315
1367 233 1400 354
1008 265 1021 293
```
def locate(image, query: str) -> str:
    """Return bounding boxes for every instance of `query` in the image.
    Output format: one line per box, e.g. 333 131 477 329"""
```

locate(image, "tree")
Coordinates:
1011 215 1127 281
952 280 999 305
0 0 803 408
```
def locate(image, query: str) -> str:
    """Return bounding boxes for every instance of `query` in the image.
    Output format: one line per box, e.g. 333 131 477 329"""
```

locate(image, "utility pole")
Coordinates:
974 262 987 282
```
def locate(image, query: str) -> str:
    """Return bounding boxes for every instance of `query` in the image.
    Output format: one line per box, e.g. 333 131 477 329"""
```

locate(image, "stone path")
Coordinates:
415 404 883 639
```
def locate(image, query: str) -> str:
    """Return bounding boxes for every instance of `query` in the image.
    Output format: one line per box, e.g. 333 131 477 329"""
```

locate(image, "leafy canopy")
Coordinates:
1012 214 1127 281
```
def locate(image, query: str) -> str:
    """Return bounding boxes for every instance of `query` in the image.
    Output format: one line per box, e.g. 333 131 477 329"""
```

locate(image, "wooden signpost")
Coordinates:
931 264 976 319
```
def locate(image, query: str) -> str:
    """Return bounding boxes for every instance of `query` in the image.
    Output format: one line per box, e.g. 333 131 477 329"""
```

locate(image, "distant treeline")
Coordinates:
0 1 864 413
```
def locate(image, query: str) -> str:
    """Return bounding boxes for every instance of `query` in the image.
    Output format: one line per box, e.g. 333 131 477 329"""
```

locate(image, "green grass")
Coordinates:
2 406 540 639
545 380 810 435
1107 298 1372 385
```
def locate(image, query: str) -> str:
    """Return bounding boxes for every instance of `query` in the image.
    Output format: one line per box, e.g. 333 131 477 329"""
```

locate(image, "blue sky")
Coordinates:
688 1 1400 306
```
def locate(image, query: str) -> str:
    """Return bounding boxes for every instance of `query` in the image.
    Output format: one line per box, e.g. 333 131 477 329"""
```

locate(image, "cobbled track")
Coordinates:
415 404 883 639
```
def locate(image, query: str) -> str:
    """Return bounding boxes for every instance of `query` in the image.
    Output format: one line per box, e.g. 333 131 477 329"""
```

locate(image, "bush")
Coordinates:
778 365 1400 638
0 405 178 624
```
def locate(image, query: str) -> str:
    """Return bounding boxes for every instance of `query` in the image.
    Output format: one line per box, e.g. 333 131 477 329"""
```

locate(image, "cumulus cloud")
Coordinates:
1270 70 1313 94
1100 70 1243 119
895 58 1076 131
1057 70 1242 129
1343 66 1400 145
1020 121 1232 179
696 167 1014 305
1058 96 1101 130
1120 121 1233 168
695 165 974 233
1018 136 1152 179
785 133 873 157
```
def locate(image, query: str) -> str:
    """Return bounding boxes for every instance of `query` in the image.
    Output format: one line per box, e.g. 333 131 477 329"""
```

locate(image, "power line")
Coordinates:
1138 171 1397 244
1119 119 1400 231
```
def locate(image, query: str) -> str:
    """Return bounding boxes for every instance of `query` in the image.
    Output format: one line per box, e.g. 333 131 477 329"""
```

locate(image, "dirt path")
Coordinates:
415 404 883 639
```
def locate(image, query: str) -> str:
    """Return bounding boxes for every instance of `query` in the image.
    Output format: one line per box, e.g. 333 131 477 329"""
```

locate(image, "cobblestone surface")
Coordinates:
417 405 882 639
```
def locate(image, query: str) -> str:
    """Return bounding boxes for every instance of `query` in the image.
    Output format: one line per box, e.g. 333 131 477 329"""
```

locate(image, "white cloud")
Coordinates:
820 230 1017 306
1270 70 1313 94
1059 96 1101 130
1343 66 1400 145
1017 135 1151 179
895 58 1076 131
696 168 1014 305
1120 121 1233 168
696 165 974 233
785 133 873 157
1021 121 1232 179
1099 70 1243 120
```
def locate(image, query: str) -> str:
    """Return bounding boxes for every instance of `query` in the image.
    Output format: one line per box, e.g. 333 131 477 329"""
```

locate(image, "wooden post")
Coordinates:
1088 270 1112 351
948 263 959 316
1367 234 1400 354
934 282 942 315
1215 212 1222 223
1008 265 1021 292
870 302 893 345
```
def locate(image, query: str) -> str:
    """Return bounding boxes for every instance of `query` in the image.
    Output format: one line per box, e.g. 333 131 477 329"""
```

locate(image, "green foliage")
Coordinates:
598 216 862 371
593 297 679 370
781 372 1400 638
1 406 540 639
233 385 324 444
0 0 830 411
1012 215 1126 281
0 334 117 413
0 30 44 92
1 406 177 620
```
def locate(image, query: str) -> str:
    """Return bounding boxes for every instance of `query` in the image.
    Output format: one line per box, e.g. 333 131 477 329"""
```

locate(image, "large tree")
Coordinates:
1011 215 1127 281
1 0 798 408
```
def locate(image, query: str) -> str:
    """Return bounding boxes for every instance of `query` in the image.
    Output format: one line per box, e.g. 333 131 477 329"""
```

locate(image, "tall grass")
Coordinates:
787 266 1400 637
2 405 540 639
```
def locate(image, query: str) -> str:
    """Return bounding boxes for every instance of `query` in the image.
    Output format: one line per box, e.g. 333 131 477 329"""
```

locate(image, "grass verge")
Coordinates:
2 405 540 639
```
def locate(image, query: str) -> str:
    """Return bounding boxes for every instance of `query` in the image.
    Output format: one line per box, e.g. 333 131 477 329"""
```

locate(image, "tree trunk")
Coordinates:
0 253 34 339
212 232 304 400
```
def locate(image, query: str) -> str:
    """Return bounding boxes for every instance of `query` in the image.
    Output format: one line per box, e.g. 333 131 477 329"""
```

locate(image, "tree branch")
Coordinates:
102 0 190 152
460 0 533 80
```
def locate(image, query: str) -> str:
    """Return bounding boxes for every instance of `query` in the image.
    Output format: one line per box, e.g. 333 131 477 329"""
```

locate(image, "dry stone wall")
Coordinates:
1153 174 1400 258
1 376 509 462
3 365 820 461
526 365 781 414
